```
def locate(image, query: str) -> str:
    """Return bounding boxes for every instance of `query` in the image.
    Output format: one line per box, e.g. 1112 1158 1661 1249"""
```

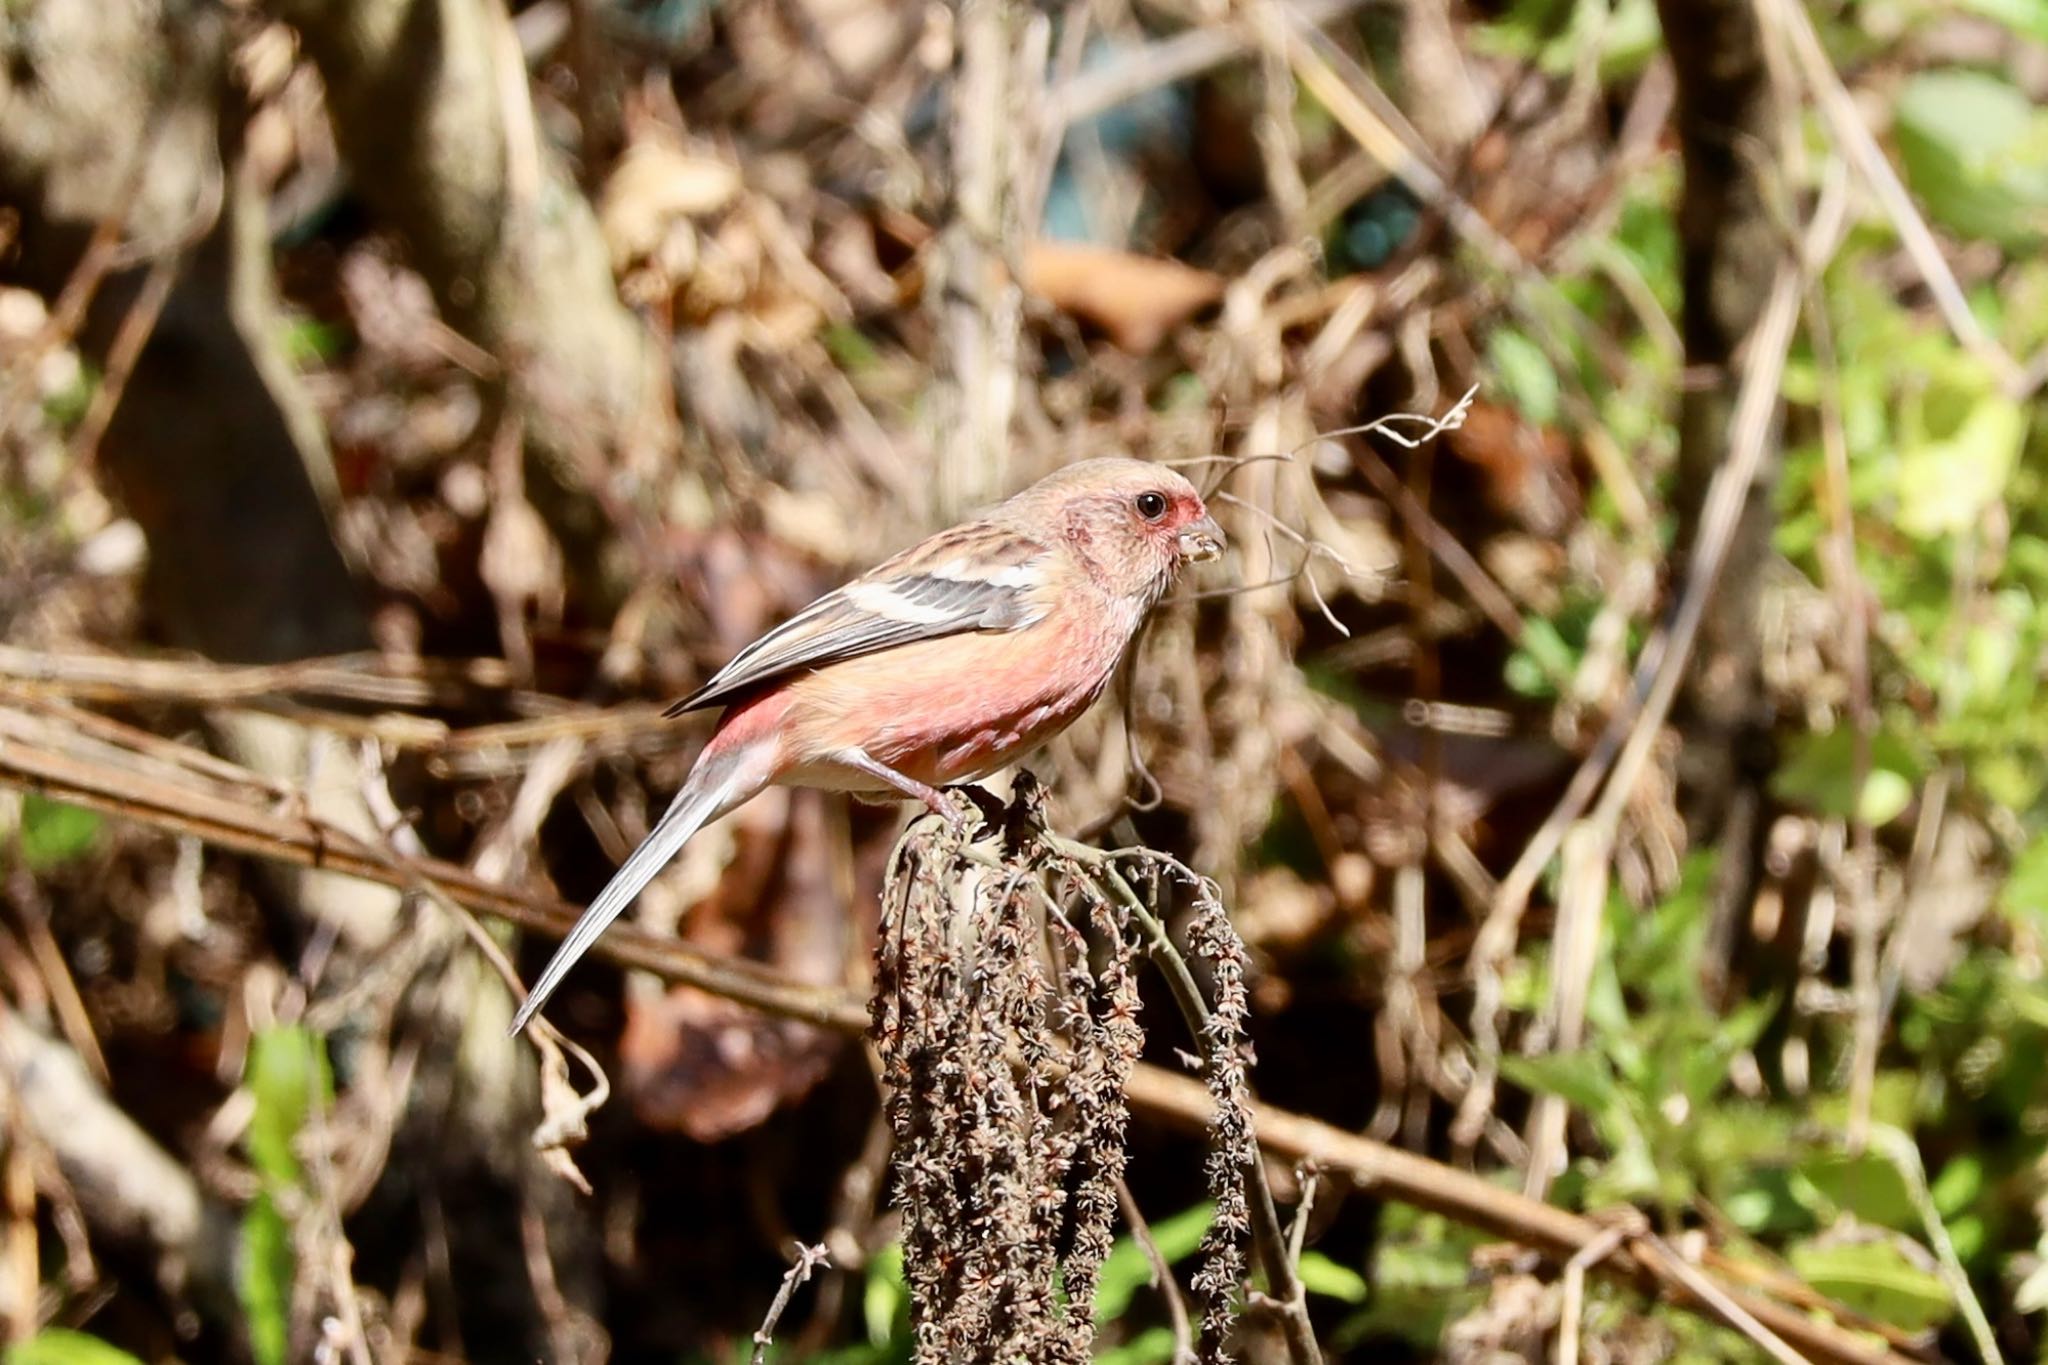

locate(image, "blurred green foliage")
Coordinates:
17 795 101 870
1 1333 143 1365
239 1026 333 1365
1314 0 2048 1354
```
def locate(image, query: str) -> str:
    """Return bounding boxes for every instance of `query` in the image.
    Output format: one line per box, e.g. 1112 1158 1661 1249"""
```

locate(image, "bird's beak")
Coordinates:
1179 515 1225 563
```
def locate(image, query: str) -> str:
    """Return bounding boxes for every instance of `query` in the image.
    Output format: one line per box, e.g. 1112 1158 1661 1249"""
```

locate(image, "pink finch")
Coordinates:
511 458 1224 1033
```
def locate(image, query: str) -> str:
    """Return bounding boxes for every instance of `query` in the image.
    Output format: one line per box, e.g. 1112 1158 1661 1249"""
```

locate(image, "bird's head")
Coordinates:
1008 458 1226 602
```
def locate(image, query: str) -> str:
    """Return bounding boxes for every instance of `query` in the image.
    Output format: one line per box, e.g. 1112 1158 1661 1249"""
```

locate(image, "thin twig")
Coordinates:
0 701 866 1032
1627 1234 1810 1365
1521 821 1612 1199
931 0 1031 515
1556 1220 1633 1365
2 864 109 1086
354 753 611 1183
1186 387 1481 630
1511 185 1836 1186
1344 438 1533 656
1277 14 1607 385
66 250 184 470
0 644 562 716
1864 1126 2004 1365
1117 1179 1198 1365
751 1242 831 1365
0 175 141 437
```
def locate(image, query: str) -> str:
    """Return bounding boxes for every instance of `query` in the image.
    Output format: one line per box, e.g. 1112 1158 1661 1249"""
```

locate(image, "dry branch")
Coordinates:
0 695 1921 1365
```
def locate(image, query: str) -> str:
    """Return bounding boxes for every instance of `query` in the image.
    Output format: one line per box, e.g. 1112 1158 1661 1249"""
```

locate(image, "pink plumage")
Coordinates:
511 458 1224 1033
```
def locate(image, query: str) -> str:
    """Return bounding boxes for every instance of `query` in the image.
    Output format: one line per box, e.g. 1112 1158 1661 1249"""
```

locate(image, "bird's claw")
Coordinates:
930 786 1000 841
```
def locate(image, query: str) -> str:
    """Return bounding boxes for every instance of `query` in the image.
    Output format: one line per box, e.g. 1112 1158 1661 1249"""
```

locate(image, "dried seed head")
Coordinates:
872 792 1257 1364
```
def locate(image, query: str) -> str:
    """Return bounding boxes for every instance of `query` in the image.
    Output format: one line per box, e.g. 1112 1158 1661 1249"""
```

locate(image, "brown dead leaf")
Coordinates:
618 765 850 1141
1234 867 1333 951
479 499 561 612
479 414 564 676
1022 241 1225 353
1444 400 1580 536
620 990 838 1143
599 140 741 273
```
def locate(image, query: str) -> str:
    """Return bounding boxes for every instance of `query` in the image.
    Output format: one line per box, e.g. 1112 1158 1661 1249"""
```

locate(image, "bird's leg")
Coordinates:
837 749 967 828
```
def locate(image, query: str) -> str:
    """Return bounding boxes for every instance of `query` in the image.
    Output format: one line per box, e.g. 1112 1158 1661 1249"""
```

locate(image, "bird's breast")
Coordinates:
780 594 1138 789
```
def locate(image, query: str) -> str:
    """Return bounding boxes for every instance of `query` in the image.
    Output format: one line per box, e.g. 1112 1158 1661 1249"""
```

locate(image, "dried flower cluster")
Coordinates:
1183 877 1258 1357
872 777 1260 1363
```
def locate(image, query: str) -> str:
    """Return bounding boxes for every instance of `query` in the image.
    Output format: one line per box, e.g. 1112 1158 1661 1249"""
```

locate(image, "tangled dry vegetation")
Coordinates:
3 0 2048 1360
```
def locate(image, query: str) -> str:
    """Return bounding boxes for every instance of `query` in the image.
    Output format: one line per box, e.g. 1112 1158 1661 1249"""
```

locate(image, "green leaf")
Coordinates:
1896 387 2025 541
246 1026 330 1187
1813 1071 1920 1132
1770 727 1921 825
1470 0 1660 81
821 323 881 375
1486 327 1560 426
1096 1326 1179 1365
1585 1138 1665 1206
1594 0 1662 80
2001 831 2048 928
2011 980 2048 1030
1795 1151 1919 1231
40 361 97 430
1505 616 1577 698
1094 1203 1212 1325
1785 1237 1953 1331
234 1026 331 1365
279 316 350 367
1718 1168 1814 1237
1675 996 1773 1108
1155 371 1211 414
1945 1213 1986 1265
3 1331 146 1365
1339 1208 1489 1351
1929 1155 1983 1219
18 794 102 870
863 1242 906 1347
1499 1050 1617 1113
1296 1250 1368 1303
1957 0 2048 42
1894 69 2048 248
240 1193 293 1365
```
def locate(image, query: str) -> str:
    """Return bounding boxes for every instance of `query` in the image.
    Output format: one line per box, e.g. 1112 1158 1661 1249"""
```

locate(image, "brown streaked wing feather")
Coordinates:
664 521 1050 716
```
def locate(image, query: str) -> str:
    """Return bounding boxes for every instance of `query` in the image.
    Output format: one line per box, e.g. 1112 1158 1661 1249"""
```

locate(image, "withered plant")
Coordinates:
871 774 1262 1364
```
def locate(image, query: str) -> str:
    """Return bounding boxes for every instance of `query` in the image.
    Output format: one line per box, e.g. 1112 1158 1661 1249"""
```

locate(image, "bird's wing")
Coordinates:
665 520 1053 716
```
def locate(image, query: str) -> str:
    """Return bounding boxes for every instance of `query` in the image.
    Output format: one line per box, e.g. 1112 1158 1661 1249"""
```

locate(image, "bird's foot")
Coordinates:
942 784 1006 839
903 784 969 831
909 785 998 842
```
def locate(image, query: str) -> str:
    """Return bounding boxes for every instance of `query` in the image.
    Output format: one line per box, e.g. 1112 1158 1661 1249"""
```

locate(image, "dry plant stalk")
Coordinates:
872 777 1261 1364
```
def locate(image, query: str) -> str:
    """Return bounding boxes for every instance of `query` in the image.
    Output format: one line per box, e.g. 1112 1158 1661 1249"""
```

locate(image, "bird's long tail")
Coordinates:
510 750 759 1034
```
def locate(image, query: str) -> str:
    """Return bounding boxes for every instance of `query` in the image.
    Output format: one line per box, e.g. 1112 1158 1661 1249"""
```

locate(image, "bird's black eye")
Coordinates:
1135 491 1169 521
